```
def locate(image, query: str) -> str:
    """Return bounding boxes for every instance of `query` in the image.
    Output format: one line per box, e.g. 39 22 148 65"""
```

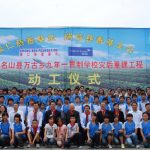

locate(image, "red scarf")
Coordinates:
70 123 75 127
70 110 74 115
32 125 38 134
33 111 37 120
85 111 90 126
114 110 119 116
101 109 106 116
51 109 56 116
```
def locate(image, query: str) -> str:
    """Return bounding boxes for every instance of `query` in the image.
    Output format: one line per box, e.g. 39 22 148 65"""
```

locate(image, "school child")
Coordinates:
138 93 148 112
123 113 140 148
65 115 82 148
87 112 100 148
82 95 94 112
27 99 34 114
74 96 82 114
44 115 57 147
101 116 114 149
0 112 11 148
108 95 117 112
119 96 128 119
139 112 150 148
18 97 27 119
10 114 26 148
56 98 63 112
112 116 125 149
27 119 40 148
7 98 14 113
126 97 132 111
93 96 101 113
56 118 67 148
62 97 70 114
39 89 49 105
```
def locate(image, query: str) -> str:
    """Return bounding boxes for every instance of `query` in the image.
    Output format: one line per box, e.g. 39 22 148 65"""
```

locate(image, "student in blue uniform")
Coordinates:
62 97 70 114
101 116 114 149
39 89 48 105
7 87 20 104
26 88 39 103
74 96 82 114
123 113 139 148
139 112 150 148
0 96 5 105
93 96 101 113
0 112 11 148
82 95 94 112
10 114 26 148
87 112 100 148
113 116 125 149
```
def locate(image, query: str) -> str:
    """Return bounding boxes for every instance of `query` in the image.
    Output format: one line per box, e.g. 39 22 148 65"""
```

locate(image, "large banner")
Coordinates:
0 28 149 89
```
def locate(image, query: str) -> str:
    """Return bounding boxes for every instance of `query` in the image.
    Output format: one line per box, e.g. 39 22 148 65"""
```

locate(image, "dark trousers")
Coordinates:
14 135 26 147
0 135 10 147
89 132 100 147
65 133 82 148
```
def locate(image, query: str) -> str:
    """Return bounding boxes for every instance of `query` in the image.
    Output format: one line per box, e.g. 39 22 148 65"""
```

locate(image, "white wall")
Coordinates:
0 0 149 27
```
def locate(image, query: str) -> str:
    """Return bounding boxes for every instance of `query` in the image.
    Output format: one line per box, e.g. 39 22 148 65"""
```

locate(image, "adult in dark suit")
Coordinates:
64 103 80 125
97 102 113 123
45 101 61 123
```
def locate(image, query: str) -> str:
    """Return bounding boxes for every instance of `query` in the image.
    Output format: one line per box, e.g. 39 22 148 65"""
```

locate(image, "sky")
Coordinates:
0 0 149 27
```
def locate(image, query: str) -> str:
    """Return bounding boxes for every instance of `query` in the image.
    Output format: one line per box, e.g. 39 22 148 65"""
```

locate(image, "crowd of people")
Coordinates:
0 86 150 149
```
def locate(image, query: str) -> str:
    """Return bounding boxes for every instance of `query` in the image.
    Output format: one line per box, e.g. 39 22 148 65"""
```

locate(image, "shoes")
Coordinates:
36 144 40 148
108 144 112 149
121 144 125 149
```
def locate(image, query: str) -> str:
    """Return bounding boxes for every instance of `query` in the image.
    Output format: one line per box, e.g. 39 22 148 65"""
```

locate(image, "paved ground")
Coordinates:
2 146 146 150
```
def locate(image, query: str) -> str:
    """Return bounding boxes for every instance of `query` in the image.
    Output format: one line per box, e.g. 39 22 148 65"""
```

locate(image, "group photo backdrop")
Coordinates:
0 28 149 90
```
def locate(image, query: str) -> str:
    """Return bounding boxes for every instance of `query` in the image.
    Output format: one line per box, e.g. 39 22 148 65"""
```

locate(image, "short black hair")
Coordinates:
145 103 150 107
131 102 138 106
2 112 9 117
127 113 133 118
14 113 22 122
84 105 90 109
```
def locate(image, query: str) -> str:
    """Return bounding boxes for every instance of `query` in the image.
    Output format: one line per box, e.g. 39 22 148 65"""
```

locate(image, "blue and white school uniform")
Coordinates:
11 122 26 138
74 103 83 114
93 103 101 113
101 123 114 138
87 121 101 137
123 121 137 135
0 121 10 136
139 120 150 138
113 121 123 137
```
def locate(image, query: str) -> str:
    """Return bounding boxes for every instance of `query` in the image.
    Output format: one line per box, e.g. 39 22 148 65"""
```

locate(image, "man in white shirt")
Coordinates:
27 102 43 128
9 103 24 124
128 102 142 128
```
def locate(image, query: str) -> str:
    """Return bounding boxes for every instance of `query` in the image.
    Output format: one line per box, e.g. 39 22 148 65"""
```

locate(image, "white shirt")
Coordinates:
80 112 92 129
18 105 27 118
67 123 78 138
27 106 34 114
128 110 142 128
7 106 14 114
119 103 128 118
27 110 43 128
138 101 148 112
9 110 24 124
45 123 57 138
74 104 82 114
93 104 101 113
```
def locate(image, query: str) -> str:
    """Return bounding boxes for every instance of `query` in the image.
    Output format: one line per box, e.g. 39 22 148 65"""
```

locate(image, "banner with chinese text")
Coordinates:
0 28 149 89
